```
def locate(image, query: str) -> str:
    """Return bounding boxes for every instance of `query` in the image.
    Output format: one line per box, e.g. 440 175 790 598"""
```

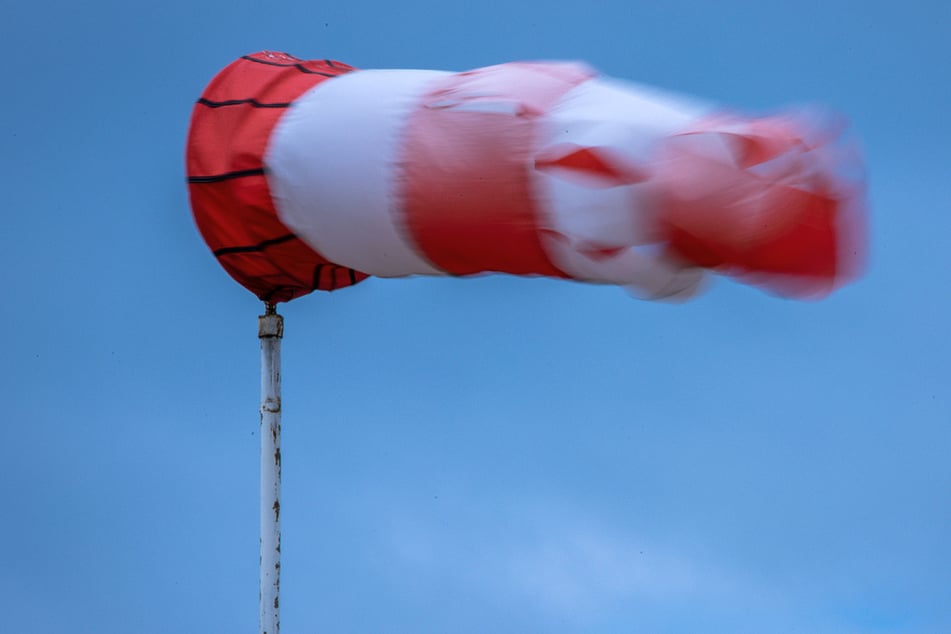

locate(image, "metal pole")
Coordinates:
259 303 283 634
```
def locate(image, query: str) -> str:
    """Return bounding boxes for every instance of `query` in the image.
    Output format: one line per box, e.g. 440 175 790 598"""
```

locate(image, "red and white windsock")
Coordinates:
186 51 866 303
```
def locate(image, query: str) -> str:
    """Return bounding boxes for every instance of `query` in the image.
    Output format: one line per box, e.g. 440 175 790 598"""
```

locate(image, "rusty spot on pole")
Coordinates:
263 398 281 414
273 499 281 521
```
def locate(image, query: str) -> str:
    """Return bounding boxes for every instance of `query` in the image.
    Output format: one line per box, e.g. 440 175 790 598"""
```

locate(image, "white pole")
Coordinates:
259 303 283 634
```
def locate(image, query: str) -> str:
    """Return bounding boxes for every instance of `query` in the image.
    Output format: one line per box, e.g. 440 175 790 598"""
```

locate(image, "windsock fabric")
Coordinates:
186 52 368 303
187 51 865 303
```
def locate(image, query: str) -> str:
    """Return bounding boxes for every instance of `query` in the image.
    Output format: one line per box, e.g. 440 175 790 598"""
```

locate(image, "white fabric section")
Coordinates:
533 78 713 299
541 236 707 302
266 69 449 277
542 77 711 156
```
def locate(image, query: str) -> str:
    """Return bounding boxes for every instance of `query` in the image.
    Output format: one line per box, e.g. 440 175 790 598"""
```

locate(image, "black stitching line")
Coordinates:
188 168 265 183
213 233 297 257
197 97 292 109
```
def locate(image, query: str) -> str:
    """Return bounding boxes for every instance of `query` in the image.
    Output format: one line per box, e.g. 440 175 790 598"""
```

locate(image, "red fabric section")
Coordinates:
535 145 648 187
400 63 593 277
186 51 368 302
655 116 865 299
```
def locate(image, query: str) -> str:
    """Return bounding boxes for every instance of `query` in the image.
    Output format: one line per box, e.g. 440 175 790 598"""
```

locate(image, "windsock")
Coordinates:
186 51 865 303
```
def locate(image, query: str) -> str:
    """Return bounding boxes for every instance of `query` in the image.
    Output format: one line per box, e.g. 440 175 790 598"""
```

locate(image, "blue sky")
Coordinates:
2 1 949 632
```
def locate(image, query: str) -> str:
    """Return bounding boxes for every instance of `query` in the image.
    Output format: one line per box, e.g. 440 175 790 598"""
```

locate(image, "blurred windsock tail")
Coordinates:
654 110 867 299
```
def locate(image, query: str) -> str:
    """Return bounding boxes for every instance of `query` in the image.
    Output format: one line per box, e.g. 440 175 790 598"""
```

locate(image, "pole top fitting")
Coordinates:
259 309 284 339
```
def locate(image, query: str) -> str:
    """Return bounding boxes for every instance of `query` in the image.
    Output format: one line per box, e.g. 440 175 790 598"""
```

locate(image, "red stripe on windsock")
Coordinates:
656 116 865 299
399 63 594 277
186 52 367 302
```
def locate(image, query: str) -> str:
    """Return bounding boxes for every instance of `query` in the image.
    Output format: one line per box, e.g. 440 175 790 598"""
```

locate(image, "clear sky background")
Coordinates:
2 1 949 632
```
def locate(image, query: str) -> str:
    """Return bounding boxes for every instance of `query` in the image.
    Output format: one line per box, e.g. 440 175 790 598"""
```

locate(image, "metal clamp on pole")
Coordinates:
259 302 283 634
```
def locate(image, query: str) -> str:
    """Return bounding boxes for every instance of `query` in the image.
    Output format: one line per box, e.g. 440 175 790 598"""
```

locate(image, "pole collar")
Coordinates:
258 313 284 339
